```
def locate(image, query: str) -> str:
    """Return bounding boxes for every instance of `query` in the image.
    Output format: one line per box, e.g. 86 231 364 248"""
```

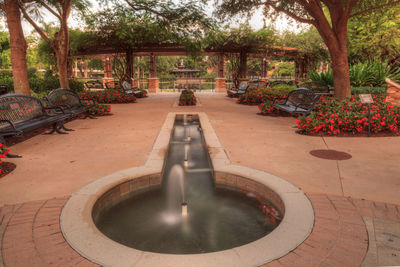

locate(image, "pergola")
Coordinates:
72 43 301 93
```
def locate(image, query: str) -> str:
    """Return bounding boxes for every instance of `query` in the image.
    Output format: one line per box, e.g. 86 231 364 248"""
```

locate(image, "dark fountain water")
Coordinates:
95 114 282 254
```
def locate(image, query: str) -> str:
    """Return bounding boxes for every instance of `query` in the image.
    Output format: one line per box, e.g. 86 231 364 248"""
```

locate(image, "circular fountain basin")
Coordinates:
93 175 283 254
61 112 314 267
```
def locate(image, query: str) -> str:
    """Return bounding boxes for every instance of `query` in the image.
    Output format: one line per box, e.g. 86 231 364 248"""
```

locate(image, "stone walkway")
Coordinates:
1 194 399 267
1 93 400 266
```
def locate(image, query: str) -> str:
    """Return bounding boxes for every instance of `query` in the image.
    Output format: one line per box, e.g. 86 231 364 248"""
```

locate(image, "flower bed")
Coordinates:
296 95 400 135
0 143 10 177
238 86 295 105
80 90 136 104
179 90 197 106
88 104 111 116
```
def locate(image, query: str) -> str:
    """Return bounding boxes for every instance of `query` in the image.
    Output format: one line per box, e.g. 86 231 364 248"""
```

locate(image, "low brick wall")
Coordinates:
92 174 162 223
92 172 285 224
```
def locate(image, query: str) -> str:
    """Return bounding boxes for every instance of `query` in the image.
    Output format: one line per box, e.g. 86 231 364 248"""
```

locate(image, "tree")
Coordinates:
0 0 30 94
216 0 400 100
348 4 400 66
280 28 329 78
18 0 89 88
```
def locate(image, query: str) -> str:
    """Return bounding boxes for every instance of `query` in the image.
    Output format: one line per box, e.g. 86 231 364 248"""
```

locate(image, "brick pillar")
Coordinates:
148 78 159 93
215 78 226 93
102 56 114 87
260 58 269 83
385 78 400 106
132 79 139 88
148 54 159 93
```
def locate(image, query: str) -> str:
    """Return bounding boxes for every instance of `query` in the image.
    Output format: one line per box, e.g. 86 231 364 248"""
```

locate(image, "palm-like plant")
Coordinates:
309 60 400 88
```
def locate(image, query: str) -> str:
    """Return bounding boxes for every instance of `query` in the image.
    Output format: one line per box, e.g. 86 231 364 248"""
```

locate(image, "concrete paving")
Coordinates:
0 92 400 266
1 93 399 205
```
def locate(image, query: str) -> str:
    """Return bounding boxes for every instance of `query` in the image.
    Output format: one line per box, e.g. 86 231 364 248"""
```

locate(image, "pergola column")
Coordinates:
103 56 113 87
126 49 133 83
215 53 226 93
238 51 248 81
148 53 159 93
260 57 269 83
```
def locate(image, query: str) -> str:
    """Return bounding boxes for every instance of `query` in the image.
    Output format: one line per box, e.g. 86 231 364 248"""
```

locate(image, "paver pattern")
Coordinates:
1 194 399 267
0 197 99 267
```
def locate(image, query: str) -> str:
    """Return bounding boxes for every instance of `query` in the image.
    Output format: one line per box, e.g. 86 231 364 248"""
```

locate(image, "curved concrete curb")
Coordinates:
61 112 314 267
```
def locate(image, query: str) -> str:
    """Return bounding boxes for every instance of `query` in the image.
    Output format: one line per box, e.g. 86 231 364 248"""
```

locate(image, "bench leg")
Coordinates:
6 153 22 158
44 123 68 135
60 122 74 131
84 111 97 120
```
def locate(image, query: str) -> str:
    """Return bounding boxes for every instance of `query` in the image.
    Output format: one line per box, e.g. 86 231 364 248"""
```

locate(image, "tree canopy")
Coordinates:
215 0 400 99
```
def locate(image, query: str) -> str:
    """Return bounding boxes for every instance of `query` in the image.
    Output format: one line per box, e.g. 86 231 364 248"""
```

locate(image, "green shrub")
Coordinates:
270 84 297 90
258 100 277 114
88 104 111 116
310 61 400 88
0 76 13 93
27 67 37 78
0 70 12 77
309 68 334 87
238 86 294 105
80 90 136 104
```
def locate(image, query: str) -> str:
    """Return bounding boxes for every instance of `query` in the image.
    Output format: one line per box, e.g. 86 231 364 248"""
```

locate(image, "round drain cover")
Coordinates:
310 149 352 160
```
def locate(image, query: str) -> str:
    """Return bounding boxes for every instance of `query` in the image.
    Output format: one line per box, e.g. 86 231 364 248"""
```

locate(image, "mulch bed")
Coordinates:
0 162 16 178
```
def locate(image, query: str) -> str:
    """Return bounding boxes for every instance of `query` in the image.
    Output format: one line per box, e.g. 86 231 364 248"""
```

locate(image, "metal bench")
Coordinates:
84 80 104 90
299 81 332 95
105 81 122 90
46 88 96 120
0 94 71 157
122 81 143 97
272 88 319 116
227 81 249 97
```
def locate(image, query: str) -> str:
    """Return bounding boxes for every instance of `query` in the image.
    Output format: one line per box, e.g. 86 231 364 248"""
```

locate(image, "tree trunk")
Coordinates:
4 0 30 95
54 26 69 88
331 49 351 100
56 49 69 88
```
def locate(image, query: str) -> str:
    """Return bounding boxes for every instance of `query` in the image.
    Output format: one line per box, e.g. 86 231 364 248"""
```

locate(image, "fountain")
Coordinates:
61 112 314 267
93 115 282 254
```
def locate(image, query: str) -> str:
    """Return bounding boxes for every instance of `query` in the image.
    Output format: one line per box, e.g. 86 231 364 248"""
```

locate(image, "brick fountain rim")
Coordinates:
60 112 314 267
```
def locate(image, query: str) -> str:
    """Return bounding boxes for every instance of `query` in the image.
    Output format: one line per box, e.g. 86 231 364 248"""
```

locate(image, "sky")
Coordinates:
0 0 303 35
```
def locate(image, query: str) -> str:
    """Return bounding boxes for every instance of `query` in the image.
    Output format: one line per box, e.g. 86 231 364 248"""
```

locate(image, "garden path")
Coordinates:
0 93 398 205
0 93 399 266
